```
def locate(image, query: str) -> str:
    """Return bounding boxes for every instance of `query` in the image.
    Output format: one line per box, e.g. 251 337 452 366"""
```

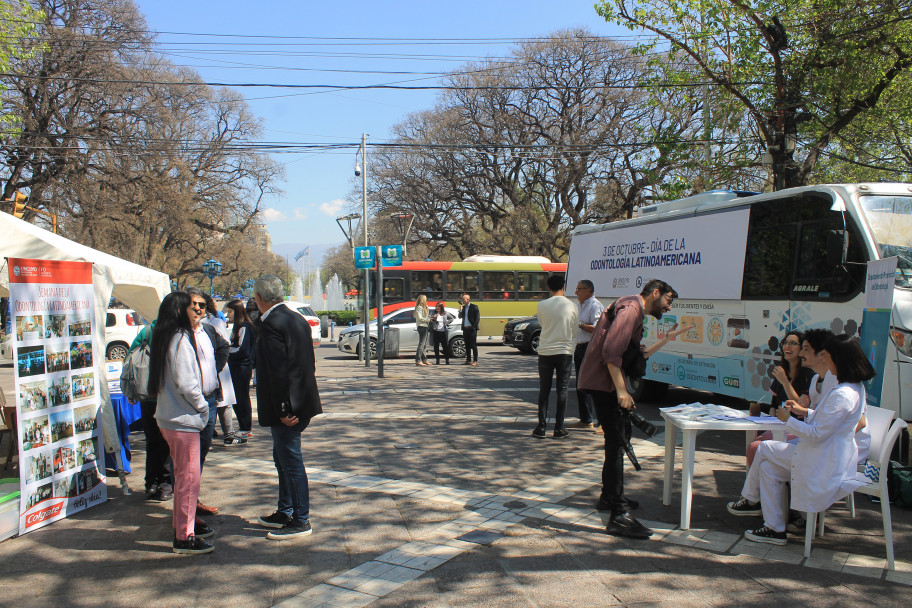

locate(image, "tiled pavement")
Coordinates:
0 343 911 607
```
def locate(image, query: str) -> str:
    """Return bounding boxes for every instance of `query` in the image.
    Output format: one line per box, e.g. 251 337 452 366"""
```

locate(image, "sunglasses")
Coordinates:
190 301 206 310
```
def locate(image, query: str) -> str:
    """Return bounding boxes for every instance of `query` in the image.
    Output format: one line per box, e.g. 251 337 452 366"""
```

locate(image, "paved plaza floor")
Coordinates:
1 342 911 607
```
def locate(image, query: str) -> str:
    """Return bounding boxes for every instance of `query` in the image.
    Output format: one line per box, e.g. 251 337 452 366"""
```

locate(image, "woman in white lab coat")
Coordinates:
726 334 874 545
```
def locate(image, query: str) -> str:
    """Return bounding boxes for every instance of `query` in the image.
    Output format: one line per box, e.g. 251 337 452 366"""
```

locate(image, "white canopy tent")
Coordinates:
1 212 171 486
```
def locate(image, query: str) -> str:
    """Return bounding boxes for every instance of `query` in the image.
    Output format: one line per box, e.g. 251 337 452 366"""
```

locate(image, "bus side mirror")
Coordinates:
826 230 848 266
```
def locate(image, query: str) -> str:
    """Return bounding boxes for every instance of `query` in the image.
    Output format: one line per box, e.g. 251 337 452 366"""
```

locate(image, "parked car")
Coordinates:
337 307 465 360
502 316 540 355
104 308 145 360
283 301 322 348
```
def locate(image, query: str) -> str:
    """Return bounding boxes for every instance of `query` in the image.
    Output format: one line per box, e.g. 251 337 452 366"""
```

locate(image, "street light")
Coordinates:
335 213 361 249
201 258 222 296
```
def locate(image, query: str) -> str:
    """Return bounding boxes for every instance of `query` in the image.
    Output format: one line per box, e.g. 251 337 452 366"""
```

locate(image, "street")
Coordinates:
0 342 910 607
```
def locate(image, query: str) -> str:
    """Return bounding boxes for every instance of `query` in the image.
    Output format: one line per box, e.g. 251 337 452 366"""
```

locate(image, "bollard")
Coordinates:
330 320 335 340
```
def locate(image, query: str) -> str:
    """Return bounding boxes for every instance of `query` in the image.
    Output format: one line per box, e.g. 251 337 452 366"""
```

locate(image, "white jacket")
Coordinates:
154 331 209 432
809 371 871 462
786 381 865 513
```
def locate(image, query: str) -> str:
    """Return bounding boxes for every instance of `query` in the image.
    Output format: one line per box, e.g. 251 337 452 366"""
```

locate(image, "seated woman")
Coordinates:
746 330 814 466
726 334 874 545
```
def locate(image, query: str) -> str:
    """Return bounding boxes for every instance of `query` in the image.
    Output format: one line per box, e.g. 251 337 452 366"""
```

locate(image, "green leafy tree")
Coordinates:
0 1 41 129
598 0 912 189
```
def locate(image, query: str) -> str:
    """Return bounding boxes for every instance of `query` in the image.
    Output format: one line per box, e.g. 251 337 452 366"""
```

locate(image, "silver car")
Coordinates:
337 307 465 360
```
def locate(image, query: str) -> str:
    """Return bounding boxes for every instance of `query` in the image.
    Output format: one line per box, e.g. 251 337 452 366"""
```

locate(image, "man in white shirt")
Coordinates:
533 275 579 439
569 280 604 429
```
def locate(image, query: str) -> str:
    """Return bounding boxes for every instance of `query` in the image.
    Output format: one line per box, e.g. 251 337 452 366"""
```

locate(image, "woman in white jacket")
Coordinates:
149 291 214 555
726 334 875 545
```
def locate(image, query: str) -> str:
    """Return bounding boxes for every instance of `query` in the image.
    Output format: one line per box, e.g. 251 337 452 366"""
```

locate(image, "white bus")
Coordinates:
566 183 912 420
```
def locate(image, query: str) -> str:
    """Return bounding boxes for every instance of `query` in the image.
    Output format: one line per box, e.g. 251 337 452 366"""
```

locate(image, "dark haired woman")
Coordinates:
149 291 214 555
745 330 814 466
727 334 875 546
226 299 256 441
429 302 454 364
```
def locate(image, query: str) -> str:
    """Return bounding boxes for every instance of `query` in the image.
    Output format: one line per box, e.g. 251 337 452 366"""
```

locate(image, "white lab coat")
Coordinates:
203 315 237 408
808 371 871 462
785 381 865 513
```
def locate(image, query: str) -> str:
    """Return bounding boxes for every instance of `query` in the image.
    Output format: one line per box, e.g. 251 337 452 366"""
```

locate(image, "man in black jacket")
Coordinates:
253 275 323 540
458 292 481 365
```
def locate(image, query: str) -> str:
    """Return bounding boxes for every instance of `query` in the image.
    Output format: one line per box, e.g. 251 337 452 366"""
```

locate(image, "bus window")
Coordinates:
446 271 478 299
794 217 866 299
517 272 548 300
383 278 404 303
411 271 443 299
743 224 798 298
482 271 515 300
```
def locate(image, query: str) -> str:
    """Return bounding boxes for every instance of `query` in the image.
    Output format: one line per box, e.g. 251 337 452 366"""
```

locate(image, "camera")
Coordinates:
627 411 657 437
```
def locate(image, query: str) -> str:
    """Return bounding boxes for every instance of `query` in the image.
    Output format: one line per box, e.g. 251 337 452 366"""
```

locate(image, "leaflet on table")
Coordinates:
661 403 779 422
746 415 784 425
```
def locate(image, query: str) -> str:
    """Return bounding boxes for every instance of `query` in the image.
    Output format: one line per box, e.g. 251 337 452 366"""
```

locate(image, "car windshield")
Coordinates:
859 194 912 288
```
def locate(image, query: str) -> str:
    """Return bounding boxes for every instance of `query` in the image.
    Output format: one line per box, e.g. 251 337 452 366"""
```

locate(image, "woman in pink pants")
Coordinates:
148 291 214 554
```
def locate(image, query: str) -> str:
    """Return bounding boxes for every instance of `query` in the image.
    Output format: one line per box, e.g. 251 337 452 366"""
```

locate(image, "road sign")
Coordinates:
354 246 375 269
381 245 403 267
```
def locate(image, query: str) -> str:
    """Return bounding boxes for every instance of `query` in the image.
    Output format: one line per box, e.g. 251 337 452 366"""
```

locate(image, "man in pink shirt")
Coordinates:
578 279 688 538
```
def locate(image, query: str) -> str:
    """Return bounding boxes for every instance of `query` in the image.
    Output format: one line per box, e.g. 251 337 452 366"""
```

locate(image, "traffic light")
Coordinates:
10 192 26 218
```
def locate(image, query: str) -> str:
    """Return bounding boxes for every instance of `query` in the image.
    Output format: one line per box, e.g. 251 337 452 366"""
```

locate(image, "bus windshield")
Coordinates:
859 194 912 288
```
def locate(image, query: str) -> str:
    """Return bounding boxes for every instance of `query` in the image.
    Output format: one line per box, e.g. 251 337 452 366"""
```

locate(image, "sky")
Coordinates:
135 1 633 266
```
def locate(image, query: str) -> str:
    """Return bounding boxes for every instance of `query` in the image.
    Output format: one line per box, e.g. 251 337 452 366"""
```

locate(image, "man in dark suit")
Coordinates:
253 275 322 540
458 292 480 365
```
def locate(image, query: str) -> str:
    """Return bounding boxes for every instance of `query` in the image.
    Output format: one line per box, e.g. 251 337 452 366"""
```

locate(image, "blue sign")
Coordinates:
354 246 375 269
381 245 403 267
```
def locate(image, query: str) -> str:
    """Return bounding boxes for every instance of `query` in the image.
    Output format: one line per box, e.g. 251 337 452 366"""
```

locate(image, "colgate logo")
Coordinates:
25 501 64 527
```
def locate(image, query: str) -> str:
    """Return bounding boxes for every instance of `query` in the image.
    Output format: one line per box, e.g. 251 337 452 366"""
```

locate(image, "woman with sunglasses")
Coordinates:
727 334 874 546
746 330 814 466
149 291 214 554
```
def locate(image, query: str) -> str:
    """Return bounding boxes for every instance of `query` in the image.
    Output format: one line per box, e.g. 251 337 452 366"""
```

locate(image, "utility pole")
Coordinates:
360 133 370 367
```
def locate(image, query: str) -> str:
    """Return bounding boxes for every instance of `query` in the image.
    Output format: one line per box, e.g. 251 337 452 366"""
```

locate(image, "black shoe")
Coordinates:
150 483 173 502
532 426 547 439
606 513 652 539
266 520 313 540
172 534 214 554
224 434 247 446
194 521 214 539
145 483 159 497
744 525 787 545
726 497 761 516
552 428 570 439
596 497 639 511
258 511 293 529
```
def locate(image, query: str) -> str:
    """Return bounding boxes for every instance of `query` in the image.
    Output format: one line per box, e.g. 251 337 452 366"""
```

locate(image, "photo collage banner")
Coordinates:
7 258 107 535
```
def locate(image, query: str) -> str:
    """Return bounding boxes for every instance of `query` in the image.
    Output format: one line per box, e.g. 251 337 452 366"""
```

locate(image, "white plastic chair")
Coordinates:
804 406 907 570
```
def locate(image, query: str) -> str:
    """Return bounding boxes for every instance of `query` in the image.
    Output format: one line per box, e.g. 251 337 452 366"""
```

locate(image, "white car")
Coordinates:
337 307 465 359
104 308 145 360
283 301 322 348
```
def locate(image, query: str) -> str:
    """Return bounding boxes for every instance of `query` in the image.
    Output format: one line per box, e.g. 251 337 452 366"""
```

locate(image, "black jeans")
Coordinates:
590 389 632 515
432 329 449 363
140 400 172 489
573 343 596 424
463 328 478 362
229 363 253 432
537 354 573 430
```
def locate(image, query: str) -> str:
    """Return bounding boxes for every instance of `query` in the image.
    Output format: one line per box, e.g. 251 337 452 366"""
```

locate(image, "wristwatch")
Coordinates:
579 323 583 328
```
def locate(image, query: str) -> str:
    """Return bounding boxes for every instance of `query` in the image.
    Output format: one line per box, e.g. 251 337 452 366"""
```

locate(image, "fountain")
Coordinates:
291 276 304 302
308 273 323 310
325 274 344 310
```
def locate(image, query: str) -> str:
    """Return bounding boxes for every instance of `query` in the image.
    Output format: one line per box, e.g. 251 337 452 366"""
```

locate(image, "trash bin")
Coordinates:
383 327 399 356
319 315 329 338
